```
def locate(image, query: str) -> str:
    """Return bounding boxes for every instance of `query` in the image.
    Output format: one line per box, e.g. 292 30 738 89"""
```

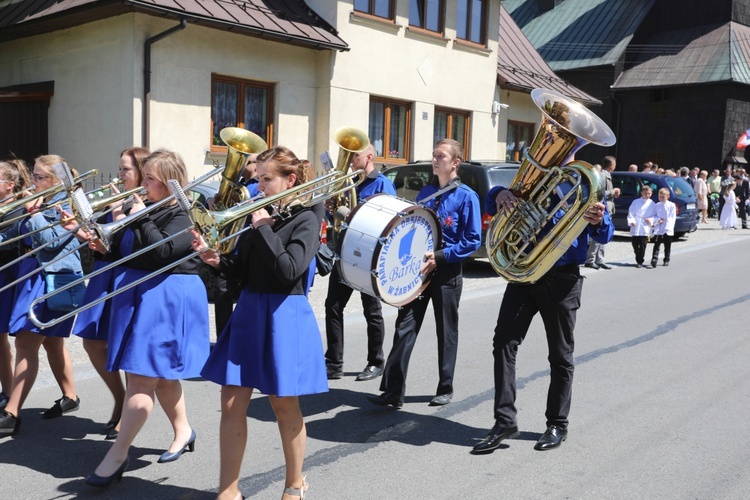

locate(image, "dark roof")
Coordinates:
498 5 600 105
504 0 655 71
0 0 348 50
613 22 750 89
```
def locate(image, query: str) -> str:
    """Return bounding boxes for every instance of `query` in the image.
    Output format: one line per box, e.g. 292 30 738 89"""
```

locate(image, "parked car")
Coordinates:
381 160 520 259
610 172 699 238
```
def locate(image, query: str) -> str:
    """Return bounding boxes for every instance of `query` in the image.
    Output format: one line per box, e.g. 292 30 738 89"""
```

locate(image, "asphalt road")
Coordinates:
1 218 749 499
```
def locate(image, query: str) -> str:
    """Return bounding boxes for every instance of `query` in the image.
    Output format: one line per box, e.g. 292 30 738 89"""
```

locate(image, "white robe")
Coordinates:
627 198 655 237
652 201 676 236
720 191 738 229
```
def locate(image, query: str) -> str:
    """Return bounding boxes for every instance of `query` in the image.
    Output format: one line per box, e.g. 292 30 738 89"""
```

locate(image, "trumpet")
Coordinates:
28 167 365 329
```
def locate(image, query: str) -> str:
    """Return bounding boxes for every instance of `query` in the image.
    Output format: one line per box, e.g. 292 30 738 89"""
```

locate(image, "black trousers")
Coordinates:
631 236 648 265
380 262 463 397
651 234 672 264
324 265 386 371
493 266 582 430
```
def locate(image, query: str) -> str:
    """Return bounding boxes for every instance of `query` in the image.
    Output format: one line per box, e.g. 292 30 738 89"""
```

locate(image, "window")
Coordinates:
456 0 487 44
506 121 534 162
369 97 412 163
211 75 274 150
434 108 470 157
409 0 444 33
354 0 393 19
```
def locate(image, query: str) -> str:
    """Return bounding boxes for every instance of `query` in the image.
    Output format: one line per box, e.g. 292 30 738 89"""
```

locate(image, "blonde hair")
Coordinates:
34 154 79 183
143 149 188 187
0 158 32 193
658 187 670 197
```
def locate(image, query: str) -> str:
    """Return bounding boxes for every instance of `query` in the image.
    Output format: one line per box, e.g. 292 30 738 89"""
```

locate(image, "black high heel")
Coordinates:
85 457 129 487
157 429 196 463
102 420 119 433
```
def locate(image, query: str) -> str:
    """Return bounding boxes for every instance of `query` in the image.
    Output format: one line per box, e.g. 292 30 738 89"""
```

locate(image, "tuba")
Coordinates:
213 127 267 253
329 126 370 244
486 88 616 283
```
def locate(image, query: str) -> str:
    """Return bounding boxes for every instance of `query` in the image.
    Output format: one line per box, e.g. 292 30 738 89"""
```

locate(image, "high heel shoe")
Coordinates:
102 419 119 433
85 457 129 487
283 476 308 499
157 429 196 463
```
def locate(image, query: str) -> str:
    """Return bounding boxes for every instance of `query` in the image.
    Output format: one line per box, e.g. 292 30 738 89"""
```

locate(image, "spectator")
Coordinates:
585 156 618 270
707 169 722 218
720 178 738 230
734 174 749 229
628 164 638 172
694 170 708 224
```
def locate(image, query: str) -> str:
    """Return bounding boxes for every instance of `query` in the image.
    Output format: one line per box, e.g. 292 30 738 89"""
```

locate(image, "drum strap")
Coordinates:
420 178 461 207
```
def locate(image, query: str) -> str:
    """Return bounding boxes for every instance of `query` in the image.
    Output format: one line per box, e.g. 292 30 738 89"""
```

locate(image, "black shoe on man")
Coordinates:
429 393 453 406
583 263 598 270
471 422 519 454
355 365 383 381
598 263 612 270
534 425 567 451
367 392 403 409
326 366 343 380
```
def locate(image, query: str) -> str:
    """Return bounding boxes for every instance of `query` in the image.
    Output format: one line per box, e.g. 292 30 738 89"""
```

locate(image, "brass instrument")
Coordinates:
212 127 267 253
486 88 616 283
329 126 370 245
28 166 363 329
0 170 99 228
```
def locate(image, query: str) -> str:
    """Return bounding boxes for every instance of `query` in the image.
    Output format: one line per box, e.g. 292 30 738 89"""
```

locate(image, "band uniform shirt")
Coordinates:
417 182 481 265
357 170 396 204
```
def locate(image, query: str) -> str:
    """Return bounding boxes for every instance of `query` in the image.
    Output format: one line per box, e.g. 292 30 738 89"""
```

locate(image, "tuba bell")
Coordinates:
486 88 616 283
328 126 370 244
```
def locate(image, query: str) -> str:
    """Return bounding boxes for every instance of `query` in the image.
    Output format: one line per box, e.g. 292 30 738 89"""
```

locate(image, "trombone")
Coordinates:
0 170 100 230
28 167 365 329
1 166 225 292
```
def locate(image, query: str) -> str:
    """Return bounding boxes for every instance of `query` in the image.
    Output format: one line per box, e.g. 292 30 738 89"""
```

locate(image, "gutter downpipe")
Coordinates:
143 18 187 148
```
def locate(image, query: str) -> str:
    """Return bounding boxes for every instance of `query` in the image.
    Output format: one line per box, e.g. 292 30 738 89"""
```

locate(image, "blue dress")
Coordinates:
0 262 19 332
201 207 328 397
104 208 209 379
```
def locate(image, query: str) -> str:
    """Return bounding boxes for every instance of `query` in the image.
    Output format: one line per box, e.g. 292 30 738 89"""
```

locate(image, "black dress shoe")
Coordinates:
43 396 80 419
355 365 383 381
598 263 612 270
534 425 567 451
429 393 453 406
663 261 669 267
471 422 519 454
635 264 642 268
583 263 598 269
105 429 119 440
367 392 403 409
326 367 343 380
85 458 129 487
650 260 657 268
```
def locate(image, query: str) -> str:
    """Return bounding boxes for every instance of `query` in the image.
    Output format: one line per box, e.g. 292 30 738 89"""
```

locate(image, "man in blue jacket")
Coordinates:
472 181 614 453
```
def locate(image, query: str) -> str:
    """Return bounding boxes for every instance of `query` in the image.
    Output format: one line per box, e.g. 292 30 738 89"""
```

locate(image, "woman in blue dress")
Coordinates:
0 155 83 436
193 146 327 500
0 159 33 409
68 147 148 438
85 149 209 486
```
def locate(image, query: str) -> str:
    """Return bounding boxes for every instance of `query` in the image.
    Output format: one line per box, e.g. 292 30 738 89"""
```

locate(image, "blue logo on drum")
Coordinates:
398 227 416 266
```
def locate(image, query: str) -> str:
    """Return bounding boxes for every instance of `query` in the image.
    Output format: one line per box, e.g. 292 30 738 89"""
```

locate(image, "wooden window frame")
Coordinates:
506 120 535 162
456 0 488 45
409 0 446 35
353 0 394 20
434 107 471 158
210 74 274 153
370 97 412 164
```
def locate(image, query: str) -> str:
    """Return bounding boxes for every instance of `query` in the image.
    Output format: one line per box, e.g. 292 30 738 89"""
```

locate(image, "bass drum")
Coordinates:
336 194 442 306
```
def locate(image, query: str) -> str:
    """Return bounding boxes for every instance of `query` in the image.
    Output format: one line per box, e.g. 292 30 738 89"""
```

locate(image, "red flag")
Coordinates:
737 128 750 150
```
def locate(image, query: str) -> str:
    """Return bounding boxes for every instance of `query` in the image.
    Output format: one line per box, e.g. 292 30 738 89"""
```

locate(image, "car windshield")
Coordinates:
487 168 519 191
663 177 695 200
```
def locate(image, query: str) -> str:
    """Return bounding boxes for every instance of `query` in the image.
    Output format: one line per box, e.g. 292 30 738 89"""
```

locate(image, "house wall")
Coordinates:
309 0 502 163
0 16 138 175
0 13 327 179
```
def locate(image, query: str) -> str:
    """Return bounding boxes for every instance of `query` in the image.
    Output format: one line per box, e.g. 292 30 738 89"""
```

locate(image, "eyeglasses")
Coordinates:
33 174 51 182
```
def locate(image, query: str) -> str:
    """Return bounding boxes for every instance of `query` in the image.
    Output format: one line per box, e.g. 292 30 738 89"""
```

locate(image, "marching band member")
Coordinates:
85 149 209 486
193 146 327 500
324 143 395 382
0 159 33 410
66 147 149 439
369 139 481 409
0 155 83 436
